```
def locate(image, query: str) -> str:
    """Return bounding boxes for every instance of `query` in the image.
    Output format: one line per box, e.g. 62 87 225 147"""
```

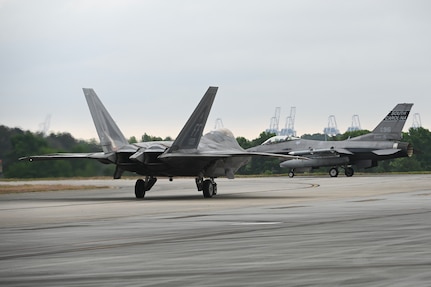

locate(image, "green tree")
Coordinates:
0 126 25 169
402 127 431 171
129 136 137 144
5 131 57 178
236 136 252 149
237 132 279 175
301 133 328 141
4 129 115 178
141 133 163 142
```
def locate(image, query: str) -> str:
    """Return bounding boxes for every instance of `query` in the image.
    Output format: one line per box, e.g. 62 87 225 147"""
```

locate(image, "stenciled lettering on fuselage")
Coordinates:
384 110 410 121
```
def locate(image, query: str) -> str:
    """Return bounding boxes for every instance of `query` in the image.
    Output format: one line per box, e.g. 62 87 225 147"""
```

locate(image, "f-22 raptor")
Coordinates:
21 87 298 198
248 103 413 178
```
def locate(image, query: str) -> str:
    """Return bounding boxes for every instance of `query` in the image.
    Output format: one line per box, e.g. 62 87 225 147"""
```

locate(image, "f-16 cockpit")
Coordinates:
261 135 300 145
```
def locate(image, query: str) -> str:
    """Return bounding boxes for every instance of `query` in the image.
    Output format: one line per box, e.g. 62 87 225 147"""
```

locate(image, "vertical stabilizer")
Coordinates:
167 86 218 152
83 88 129 152
352 103 413 141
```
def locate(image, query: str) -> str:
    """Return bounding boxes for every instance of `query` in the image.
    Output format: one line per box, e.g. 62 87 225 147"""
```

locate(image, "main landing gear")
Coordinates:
344 166 354 177
134 176 218 199
329 166 354 177
135 176 157 199
196 177 217 198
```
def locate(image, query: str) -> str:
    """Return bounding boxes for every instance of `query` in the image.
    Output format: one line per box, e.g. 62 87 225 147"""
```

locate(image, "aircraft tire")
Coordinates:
135 179 146 199
329 168 339 177
345 167 354 177
288 171 295 178
213 182 217 195
202 179 215 198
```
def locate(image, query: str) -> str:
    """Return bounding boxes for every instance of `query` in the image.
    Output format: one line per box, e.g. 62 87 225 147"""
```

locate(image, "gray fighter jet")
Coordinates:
247 103 413 178
20 87 298 198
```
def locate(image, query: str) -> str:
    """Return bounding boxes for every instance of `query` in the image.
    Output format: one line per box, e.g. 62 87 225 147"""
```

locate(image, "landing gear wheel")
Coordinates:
202 179 216 198
329 167 339 177
288 170 295 178
135 179 146 198
134 176 157 199
345 167 354 177
213 182 217 195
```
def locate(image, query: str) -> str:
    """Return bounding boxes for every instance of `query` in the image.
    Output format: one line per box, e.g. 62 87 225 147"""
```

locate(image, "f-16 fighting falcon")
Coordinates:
20 87 299 198
247 103 413 178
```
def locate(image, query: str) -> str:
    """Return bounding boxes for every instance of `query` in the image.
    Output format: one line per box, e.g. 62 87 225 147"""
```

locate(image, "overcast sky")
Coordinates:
1 0 430 141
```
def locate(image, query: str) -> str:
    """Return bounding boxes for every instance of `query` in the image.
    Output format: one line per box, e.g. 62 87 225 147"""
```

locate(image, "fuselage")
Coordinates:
247 137 412 169
107 129 251 178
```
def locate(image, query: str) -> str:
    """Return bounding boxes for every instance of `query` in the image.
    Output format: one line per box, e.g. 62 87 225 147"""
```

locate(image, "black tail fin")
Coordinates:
166 86 218 152
352 103 413 141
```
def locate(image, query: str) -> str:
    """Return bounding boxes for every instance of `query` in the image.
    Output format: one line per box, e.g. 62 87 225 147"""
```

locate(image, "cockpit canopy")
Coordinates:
262 135 300 145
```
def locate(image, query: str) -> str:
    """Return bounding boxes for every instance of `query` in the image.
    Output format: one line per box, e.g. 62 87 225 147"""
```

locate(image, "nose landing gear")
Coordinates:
329 167 339 177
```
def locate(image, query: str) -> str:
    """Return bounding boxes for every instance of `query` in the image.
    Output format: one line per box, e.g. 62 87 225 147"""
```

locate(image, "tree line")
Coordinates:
1 125 430 178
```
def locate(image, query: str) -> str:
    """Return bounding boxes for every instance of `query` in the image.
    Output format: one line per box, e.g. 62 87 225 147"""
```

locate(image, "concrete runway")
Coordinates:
1 175 431 286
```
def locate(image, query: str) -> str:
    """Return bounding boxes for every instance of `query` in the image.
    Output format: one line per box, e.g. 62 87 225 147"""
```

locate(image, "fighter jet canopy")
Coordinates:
262 135 300 145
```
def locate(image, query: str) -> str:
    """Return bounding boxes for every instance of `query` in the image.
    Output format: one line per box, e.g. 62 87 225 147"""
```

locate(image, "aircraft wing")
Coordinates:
288 148 353 157
242 151 306 160
19 152 114 162
160 151 304 160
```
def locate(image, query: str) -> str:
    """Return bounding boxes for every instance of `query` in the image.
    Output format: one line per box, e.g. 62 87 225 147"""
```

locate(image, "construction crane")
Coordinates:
266 107 281 135
214 118 224 130
280 107 296 136
38 114 51 137
323 115 340 137
411 113 422 129
347 114 361 132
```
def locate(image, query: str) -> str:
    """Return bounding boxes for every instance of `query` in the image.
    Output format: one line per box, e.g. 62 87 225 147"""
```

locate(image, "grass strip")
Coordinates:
0 184 107 194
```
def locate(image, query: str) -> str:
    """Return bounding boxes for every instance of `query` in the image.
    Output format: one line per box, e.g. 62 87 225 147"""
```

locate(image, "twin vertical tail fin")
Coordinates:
165 86 218 153
352 103 413 141
83 88 129 153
